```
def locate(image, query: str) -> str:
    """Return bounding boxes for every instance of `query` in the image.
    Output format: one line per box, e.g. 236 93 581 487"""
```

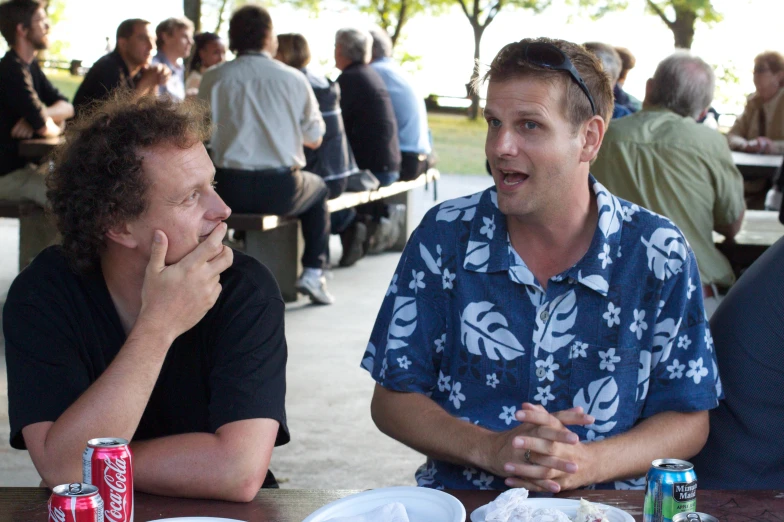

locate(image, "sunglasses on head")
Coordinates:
519 41 597 116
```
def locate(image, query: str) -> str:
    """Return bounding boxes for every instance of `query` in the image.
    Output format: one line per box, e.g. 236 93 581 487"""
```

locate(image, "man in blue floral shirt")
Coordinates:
361 38 721 493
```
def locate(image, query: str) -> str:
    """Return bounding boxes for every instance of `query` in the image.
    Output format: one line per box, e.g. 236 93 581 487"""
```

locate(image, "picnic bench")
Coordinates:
0 199 57 270
226 168 440 302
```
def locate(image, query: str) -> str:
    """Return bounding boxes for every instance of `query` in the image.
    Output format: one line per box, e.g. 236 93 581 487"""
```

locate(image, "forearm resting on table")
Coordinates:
44 100 74 123
371 384 494 471
131 419 279 502
22 323 174 487
581 410 708 485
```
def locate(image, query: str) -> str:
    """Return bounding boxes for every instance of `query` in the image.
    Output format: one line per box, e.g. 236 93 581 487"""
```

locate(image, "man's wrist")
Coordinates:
470 428 502 475
128 315 177 349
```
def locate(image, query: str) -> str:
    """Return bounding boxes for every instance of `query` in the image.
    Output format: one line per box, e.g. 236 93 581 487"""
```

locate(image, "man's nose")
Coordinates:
491 127 518 157
207 192 231 221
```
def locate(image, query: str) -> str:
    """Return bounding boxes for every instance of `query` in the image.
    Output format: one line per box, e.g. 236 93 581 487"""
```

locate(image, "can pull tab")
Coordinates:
68 483 82 494
686 514 701 522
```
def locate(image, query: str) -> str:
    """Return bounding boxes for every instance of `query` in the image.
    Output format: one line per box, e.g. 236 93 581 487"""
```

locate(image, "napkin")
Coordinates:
325 501 410 522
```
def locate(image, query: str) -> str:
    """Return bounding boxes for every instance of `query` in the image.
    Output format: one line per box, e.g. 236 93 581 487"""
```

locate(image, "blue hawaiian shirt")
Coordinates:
360 176 722 491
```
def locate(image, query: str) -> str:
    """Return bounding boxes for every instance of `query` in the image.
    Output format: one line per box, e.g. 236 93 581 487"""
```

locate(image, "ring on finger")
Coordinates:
524 449 533 464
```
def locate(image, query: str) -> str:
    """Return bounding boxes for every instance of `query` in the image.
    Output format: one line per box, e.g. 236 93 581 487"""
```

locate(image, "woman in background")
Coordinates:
185 32 226 96
728 51 784 154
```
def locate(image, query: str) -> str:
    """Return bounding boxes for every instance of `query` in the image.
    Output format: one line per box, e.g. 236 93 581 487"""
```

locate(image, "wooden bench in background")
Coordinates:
226 168 440 302
0 200 58 270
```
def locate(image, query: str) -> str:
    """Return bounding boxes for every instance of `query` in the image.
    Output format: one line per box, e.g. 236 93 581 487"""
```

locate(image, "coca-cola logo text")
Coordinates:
49 505 66 522
102 457 129 522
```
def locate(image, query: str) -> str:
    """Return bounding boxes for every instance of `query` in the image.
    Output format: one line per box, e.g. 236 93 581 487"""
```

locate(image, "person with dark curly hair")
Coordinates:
198 5 333 304
2 93 289 500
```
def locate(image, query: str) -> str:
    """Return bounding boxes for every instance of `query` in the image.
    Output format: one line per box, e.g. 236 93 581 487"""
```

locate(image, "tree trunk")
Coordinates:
467 25 484 120
671 8 696 49
215 0 230 33
184 0 201 33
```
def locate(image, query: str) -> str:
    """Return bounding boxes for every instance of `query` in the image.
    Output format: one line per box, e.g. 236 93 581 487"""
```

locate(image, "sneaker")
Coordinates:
296 271 335 305
765 187 782 211
339 220 367 267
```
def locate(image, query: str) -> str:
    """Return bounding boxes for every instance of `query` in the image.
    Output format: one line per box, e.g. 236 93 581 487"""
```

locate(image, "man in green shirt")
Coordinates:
594 52 745 317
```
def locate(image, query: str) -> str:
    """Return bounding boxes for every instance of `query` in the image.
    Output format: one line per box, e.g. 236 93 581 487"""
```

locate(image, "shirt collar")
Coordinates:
463 175 624 297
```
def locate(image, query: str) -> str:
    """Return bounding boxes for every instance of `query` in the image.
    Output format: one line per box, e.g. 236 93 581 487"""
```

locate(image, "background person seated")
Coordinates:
152 16 194 101
594 52 745 318
335 27 403 258
691 235 784 489
614 46 641 113
369 27 433 182
727 51 784 154
584 42 631 119
198 6 334 305
0 0 73 206
185 32 226 97
275 32 367 267
73 18 170 114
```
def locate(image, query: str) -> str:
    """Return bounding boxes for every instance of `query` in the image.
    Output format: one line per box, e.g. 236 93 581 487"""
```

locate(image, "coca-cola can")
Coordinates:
49 483 104 522
83 438 134 522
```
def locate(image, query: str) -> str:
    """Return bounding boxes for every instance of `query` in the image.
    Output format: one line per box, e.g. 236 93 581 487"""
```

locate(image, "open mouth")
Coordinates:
499 169 529 187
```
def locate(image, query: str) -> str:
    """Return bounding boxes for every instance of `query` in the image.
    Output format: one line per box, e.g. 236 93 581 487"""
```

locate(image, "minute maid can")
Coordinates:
644 459 698 522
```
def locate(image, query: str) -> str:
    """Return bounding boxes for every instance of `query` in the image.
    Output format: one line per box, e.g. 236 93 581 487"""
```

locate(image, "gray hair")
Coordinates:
583 42 622 84
369 27 393 61
647 51 715 119
335 28 372 65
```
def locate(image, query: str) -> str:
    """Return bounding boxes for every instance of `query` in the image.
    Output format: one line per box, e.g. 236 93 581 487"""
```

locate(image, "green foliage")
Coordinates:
646 0 722 24
575 0 722 49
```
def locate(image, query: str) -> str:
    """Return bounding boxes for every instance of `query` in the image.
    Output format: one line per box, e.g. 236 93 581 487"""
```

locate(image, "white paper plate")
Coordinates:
149 518 245 522
302 486 466 522
470 498 635 522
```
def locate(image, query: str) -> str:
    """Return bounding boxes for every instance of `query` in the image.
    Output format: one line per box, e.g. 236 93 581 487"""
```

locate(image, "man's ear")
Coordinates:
15 22 27 43
105 222 139 249
580 115 606 163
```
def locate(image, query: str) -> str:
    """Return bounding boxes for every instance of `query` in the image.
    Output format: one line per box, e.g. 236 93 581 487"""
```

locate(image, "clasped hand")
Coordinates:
488 403 595 493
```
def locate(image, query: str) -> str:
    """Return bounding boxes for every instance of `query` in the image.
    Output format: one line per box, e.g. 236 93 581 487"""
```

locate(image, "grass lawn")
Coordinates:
428 112 487 175
45 69 82 102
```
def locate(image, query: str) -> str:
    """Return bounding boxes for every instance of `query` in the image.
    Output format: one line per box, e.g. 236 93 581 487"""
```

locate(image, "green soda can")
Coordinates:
643 459 698 522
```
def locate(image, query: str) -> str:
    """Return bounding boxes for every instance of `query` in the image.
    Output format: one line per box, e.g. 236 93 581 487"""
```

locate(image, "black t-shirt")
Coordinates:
0 50 68 176
3 246 289 455
337 63 401 174
73 51 139 115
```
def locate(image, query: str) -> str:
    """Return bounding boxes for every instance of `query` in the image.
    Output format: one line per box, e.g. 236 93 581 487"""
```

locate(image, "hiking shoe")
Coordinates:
339 220 367 267
296 272 335 305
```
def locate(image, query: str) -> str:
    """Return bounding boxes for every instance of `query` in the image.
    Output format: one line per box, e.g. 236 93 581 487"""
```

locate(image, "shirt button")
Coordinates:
536 367 547 379
540 310 549 322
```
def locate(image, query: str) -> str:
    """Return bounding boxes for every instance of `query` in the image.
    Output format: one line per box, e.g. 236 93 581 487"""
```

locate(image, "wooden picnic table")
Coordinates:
18 136 63 160
1 487 781 521
732 151 783 180
714 209 784 270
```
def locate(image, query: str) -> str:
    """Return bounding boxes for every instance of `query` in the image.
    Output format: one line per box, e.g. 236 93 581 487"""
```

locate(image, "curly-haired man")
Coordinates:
3 94 289 501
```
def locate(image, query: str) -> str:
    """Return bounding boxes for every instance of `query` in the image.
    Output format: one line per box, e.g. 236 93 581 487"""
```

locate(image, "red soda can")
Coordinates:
48 483 104 522
83 438 134 522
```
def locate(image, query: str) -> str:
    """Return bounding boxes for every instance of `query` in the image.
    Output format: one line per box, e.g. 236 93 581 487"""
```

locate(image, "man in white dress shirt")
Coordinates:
198 5 333 305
